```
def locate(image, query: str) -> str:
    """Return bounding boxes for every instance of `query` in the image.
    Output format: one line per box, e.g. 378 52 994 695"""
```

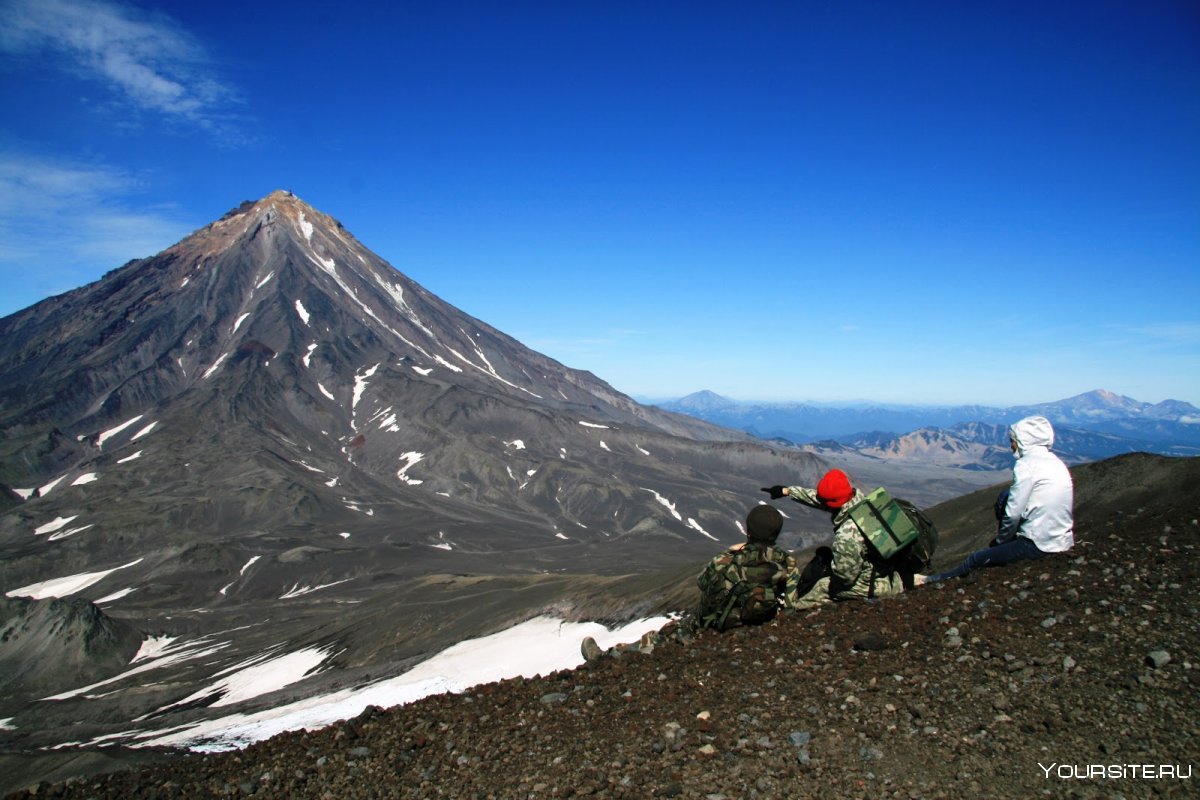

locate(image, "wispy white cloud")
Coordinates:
1113 322 1200 348
0 152 195 312
0 155 131 220
0 0 239 134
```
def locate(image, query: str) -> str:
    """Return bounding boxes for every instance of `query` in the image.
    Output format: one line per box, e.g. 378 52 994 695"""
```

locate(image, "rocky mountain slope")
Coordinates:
4 453 1197 798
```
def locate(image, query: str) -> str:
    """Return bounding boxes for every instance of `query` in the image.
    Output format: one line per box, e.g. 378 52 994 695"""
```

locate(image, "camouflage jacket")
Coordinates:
786 486 902 601
696 542 802 629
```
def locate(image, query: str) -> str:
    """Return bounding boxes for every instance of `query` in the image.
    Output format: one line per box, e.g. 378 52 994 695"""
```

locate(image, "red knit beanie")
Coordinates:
816 469 853 509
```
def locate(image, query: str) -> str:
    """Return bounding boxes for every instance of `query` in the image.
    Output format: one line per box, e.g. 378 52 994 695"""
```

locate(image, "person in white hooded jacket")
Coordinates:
917 415 1074 584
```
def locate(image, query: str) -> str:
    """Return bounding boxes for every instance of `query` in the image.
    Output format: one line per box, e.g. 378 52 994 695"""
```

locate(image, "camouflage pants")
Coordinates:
794 575 834 609
794 573 904 609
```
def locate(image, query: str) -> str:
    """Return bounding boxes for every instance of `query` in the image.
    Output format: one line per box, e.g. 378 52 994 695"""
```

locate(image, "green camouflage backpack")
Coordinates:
845 487 938 583
697 544 786 631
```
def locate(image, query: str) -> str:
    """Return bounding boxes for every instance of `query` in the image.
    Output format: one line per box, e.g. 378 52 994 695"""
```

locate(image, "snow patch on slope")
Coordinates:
202 353 230 380
131 421 158 441
34 516 78 535
297 211 314 242
6 558 144 600
397 451 424 485
38 474 69 496
280 580 352 600
44 635 232 701
98 415 145 448
48 524 94 542
173 645 338 710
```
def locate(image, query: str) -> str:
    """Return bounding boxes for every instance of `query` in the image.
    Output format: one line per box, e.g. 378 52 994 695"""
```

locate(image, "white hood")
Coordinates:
1009 415 1055 455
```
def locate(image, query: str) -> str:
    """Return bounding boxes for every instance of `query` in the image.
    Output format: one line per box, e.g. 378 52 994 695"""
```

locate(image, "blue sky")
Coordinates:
1 0 1197 406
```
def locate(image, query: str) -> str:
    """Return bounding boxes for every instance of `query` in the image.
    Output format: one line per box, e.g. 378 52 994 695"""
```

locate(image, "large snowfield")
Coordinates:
56 615 669 753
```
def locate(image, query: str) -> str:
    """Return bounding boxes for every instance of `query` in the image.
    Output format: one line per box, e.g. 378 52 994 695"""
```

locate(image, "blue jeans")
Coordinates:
925 536 1047 583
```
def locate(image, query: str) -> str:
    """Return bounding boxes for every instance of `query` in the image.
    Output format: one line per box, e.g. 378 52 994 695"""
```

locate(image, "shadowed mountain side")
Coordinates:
0 597 142 695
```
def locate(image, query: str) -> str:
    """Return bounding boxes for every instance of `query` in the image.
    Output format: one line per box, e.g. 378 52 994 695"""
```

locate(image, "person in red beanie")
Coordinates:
762 469 905 607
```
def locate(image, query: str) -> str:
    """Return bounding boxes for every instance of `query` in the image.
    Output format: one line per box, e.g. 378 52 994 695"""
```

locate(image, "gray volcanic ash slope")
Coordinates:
0 192 831 777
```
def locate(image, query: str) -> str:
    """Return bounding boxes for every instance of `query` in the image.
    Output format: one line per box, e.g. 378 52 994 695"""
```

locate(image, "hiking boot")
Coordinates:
580 636 604 663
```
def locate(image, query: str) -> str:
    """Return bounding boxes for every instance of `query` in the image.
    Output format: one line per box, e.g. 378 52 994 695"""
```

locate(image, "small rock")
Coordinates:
348 746 370 758
853 631 890 651
859 746 884 761
540 692 568 704
1063 656 1077 671
1147 650 1171 669
698 744 717 757
1040 617 1057 628
788 731 811 747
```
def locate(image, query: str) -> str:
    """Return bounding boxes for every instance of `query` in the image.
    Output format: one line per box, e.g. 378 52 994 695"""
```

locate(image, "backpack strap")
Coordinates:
713 578 749 630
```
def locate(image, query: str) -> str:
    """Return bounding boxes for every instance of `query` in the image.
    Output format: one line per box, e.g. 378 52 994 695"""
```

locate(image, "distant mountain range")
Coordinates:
659 389 1200 468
